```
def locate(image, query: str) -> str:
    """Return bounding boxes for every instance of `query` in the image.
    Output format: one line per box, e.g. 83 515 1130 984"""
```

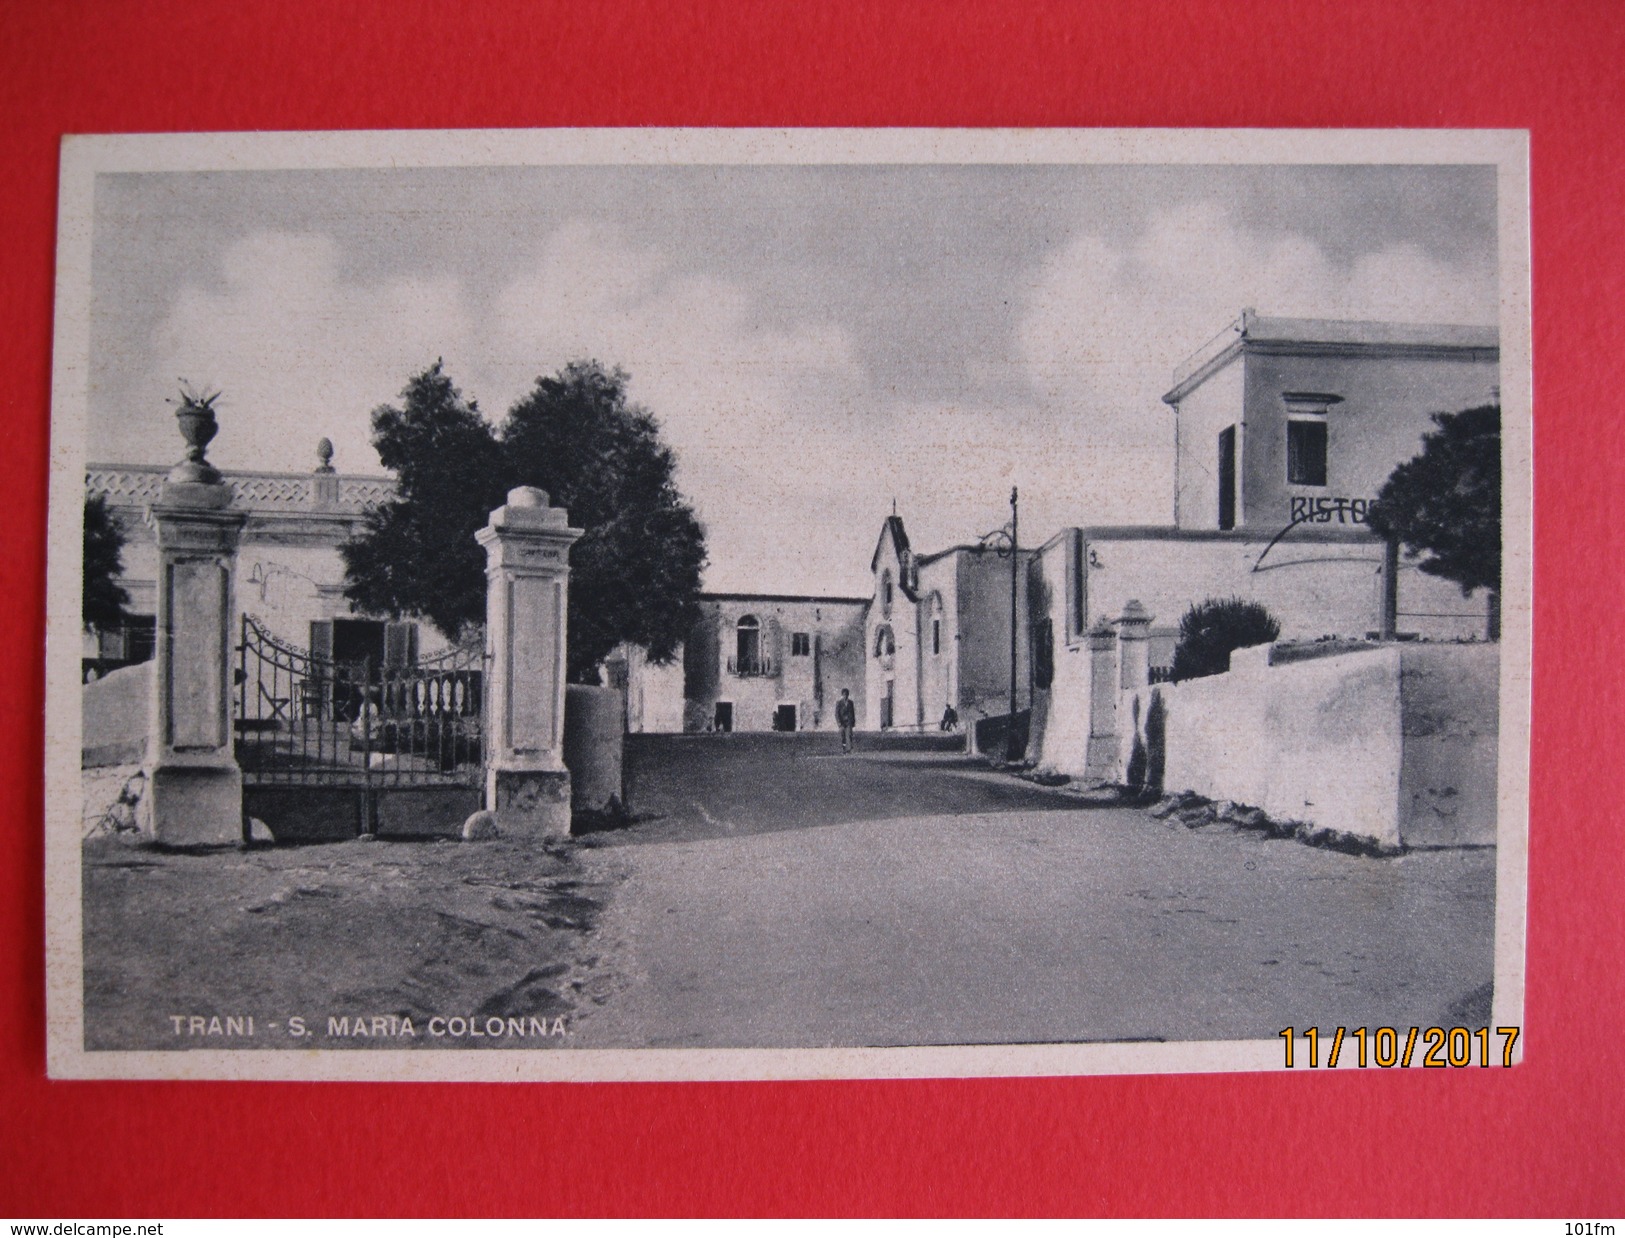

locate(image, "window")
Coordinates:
99 614 156 664
874 625 895 658
734 615 762 673
932 618 941 656
1287 419 1328 487
881 570 894 615
791 632 811 657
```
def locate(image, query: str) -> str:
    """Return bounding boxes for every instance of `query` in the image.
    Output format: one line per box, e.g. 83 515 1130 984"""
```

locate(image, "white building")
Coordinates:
864 515 1032 733
1027 311 1502 778
83 441 449 679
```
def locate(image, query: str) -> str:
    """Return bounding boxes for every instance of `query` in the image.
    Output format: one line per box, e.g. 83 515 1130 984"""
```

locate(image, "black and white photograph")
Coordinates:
45 128 1531 1080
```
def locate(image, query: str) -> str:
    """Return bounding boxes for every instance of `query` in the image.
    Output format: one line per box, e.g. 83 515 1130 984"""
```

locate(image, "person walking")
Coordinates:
835 688 857 753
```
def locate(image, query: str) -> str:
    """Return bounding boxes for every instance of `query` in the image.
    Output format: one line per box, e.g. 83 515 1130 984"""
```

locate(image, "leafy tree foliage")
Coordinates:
343 359 707 682
1170 597 1281 682
83 494 131 631
342 361 507 641
501 361 707 681
1366 404 1501 597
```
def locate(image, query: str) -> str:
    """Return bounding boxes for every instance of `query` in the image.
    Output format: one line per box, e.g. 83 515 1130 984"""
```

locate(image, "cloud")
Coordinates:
148 232 478 476
485 221 874 591
129 205 1500 598
1017 201 1500 523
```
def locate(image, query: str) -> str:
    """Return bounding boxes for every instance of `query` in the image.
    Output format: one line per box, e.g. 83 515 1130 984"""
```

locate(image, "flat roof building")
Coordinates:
1163 310 1499 535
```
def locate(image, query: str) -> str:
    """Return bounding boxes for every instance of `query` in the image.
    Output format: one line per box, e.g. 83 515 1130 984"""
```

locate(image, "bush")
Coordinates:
1170 597 1281 682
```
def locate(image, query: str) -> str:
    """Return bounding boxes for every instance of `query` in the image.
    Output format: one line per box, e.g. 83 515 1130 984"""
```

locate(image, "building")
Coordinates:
82 440 450 679
1166 309 1500 536
617 511 1039 737
1026 311 1502 778
864 514 1032 733
640 593 870 733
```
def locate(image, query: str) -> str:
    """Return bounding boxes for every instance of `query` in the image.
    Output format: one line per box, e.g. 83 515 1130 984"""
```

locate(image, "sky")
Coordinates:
88 162 1499 595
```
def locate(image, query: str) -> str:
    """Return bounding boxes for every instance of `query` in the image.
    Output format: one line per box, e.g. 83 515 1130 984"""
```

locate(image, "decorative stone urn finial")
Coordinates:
167 382 224 486
315 437 335 474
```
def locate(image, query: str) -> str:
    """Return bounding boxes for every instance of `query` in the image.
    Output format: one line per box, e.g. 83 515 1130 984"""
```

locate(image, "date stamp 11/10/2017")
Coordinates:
1280 1026 1522 1069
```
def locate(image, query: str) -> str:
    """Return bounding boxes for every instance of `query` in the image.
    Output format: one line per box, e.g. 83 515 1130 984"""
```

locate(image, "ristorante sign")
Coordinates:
1290 496 1374 525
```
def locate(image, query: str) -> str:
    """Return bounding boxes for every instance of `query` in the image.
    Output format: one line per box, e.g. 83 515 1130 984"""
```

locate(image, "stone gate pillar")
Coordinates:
144 410 248 845
1115 599 1153 689
1083 620 1121 782
476 487 584 836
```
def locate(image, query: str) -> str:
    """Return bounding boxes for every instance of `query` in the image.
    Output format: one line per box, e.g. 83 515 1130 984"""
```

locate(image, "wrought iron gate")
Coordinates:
236 616 484 835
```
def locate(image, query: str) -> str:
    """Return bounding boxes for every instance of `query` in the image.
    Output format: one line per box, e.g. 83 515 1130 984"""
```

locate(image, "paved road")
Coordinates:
573 734 1497 1048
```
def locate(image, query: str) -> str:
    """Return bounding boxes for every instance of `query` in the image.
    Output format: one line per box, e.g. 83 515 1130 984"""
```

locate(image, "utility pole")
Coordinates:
1007 485 1020 764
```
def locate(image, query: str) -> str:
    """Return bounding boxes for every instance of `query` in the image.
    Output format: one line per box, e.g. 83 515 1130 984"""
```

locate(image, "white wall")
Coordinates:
1173 357 1244 530
1242 349 1500 535
1112 642 1499 848
1397 643 1500 846
1081 528 1490 644
116 533 455 657
1027 536 1095 775
618 643 686 733
1121 645 1405 845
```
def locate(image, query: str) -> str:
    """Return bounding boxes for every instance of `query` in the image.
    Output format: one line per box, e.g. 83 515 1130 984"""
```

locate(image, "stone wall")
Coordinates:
1025 524 1492 777
1397 643 1501 847
1113 642 1498 848
82 662 152 766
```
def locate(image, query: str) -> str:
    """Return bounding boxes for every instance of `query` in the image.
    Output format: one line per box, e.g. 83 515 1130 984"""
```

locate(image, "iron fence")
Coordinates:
235 615 484 790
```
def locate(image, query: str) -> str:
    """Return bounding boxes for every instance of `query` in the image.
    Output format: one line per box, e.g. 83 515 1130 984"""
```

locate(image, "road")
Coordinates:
573 732 1496 1048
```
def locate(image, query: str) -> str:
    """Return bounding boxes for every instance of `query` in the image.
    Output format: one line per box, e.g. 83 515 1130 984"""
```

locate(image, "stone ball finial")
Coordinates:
1118 599 1151 625
315 437 335 473
507 486 550 509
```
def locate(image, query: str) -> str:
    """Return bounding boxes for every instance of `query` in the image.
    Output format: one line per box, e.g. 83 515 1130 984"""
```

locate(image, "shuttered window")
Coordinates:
1287 419 1328 487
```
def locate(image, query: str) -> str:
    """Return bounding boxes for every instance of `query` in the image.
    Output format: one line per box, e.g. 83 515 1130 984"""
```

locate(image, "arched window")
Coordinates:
736 615 761 671
873 624 895 658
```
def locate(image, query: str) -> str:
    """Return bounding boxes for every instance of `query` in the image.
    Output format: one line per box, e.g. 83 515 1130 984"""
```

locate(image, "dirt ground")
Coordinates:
80 732 1497 1053
82 833 628 1050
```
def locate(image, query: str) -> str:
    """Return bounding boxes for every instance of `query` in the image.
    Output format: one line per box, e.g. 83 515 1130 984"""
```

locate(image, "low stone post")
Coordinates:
1083 620 1121 781
1380 535 1400 641
144 403 248 845
476 487 584 836
1114 599 1153 690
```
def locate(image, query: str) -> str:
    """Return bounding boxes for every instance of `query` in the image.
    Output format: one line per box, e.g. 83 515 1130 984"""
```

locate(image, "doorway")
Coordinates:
773 704 798 732
713 702 733 733
1218 425 1236 531
880 678 894 729
332 618 387 666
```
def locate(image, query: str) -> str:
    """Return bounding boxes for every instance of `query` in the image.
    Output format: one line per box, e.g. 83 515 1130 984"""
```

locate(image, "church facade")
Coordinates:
863 515 1033 734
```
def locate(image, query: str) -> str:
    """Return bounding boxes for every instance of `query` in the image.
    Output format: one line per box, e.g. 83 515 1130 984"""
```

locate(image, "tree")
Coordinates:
1170 597 1281 682
83 494 131 632
1366 404 1500 636
342 361 508 640
343 359 707 682
501 361 706 681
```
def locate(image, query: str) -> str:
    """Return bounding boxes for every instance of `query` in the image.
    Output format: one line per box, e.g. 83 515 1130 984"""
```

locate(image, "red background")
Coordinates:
2 0 1621 1217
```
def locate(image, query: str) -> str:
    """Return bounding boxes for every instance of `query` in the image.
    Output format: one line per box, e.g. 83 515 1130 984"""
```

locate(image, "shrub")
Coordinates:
1170 597 1281 682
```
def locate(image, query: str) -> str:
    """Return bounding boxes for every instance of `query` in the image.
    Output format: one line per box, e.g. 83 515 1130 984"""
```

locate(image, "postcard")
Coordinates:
45 127 1531 1080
